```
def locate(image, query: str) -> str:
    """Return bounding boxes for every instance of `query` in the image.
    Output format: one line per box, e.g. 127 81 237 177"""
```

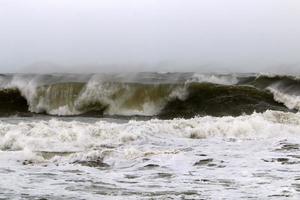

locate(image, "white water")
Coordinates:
1 110 300 199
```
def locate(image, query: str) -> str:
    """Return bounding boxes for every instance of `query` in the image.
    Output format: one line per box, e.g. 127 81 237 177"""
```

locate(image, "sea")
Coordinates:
0 72 300 199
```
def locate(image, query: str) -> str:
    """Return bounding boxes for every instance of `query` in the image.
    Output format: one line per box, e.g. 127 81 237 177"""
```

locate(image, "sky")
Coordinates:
0 0 300 73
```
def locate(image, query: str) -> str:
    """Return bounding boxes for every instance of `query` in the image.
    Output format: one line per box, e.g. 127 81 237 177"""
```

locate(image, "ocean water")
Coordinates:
0 73 300 199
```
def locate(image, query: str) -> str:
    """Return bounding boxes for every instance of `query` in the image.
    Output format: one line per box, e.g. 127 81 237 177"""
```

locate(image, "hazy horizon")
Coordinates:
1 0 300 73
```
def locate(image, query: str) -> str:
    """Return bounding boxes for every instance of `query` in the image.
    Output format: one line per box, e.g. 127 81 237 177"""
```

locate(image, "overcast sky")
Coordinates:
0 0 300 73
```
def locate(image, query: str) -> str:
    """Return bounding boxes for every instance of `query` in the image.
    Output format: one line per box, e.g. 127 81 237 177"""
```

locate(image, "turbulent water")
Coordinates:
1 73 300 199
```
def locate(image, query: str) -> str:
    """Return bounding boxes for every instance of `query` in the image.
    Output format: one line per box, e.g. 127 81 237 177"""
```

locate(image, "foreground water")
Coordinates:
1 111 300 199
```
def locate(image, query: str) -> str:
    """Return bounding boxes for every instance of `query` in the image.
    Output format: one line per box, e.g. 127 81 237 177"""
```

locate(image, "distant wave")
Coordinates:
0 73 299 118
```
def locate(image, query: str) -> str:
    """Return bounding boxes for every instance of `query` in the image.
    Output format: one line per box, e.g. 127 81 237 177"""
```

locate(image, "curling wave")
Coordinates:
0 73 299 118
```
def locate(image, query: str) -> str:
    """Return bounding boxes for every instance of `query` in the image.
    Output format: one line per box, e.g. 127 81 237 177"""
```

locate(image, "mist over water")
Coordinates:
0 0 300 73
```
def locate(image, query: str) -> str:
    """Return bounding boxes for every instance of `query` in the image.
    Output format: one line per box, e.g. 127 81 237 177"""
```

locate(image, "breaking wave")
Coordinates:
0 73 299 118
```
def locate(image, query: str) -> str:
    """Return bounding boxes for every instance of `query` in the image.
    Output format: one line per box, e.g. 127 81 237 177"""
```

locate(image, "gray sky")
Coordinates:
0 0 300 73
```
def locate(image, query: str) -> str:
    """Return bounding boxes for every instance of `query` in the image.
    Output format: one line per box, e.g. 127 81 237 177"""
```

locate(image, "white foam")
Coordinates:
1 111 300 199
1 110 299 156
48 105 81 116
